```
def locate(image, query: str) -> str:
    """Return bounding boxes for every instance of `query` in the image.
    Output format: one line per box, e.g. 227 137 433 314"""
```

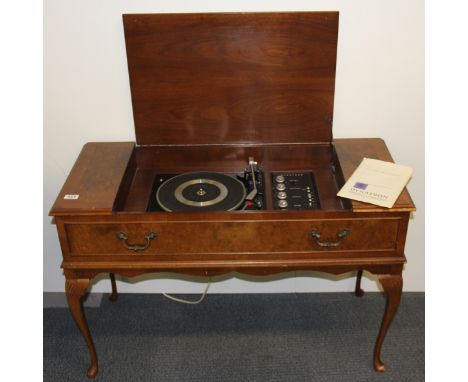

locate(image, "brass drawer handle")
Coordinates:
116 231 157 252
309 229 349 248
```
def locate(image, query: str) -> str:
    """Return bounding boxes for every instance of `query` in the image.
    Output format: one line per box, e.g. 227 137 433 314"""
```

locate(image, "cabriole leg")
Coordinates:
355 269 364 296
373 274 403 372
65 278 98 378
109 273 118 301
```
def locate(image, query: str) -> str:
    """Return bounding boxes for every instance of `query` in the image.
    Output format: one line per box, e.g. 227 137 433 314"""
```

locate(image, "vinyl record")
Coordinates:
156 172 246 211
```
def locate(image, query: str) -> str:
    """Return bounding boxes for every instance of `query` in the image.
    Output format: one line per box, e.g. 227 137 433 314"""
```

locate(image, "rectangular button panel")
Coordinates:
271 172 321 210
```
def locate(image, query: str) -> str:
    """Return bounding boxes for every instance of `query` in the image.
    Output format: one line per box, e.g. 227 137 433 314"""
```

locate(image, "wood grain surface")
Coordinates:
123 12 338 145
49 142 135 216
64 217 400 256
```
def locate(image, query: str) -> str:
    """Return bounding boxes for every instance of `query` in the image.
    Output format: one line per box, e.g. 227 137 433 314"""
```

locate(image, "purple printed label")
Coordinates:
353 182 368 190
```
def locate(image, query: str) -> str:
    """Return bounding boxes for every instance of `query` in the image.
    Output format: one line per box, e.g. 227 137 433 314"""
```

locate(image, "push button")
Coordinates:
278 200 288 208
275 175 285 183
277 191 287 200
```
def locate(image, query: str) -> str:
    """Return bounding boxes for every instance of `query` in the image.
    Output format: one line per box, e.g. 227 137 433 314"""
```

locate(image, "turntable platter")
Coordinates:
156 172 246 211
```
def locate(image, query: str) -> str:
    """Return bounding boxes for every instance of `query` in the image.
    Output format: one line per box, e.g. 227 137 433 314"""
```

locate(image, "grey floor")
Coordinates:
43 292 424 382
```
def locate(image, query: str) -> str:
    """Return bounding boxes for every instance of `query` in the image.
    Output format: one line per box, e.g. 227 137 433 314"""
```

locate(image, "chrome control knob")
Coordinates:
276 183 286 191
278 200 288 208
277 191 287 200
275 175 285 183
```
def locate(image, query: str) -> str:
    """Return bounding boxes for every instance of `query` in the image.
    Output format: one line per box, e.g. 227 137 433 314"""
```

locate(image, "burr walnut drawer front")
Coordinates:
64 218 400 256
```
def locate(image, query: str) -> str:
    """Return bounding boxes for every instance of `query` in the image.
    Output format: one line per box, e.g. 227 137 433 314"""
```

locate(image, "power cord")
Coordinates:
162 277 211 304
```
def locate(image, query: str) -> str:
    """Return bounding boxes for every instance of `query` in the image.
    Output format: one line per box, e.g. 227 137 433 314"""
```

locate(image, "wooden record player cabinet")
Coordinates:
49 12 415 378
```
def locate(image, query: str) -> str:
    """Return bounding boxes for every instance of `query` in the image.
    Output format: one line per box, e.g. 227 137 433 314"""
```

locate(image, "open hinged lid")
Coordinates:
123 12 339 146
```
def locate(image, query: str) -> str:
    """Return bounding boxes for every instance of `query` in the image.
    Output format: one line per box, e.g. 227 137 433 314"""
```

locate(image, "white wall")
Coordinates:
44 0 424 293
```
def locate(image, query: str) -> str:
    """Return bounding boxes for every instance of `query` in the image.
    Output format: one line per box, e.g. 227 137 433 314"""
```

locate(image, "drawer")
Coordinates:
64 218 400 256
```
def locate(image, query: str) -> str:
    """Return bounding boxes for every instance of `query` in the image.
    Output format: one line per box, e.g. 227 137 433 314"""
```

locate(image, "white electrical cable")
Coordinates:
162 277 211 304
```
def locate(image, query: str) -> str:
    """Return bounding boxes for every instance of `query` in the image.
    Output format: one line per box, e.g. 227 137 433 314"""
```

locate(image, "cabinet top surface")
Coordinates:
123 12 339 146
49 139 415 216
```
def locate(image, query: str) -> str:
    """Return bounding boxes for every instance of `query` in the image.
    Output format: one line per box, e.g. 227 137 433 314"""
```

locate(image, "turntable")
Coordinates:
148 158 266 212
49 12 415 378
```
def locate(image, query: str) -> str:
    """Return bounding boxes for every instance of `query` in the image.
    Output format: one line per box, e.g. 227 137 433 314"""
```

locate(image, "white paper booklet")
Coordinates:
337 158 413 208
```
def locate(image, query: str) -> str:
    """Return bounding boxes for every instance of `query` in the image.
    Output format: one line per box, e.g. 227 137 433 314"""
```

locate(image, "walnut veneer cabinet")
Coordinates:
49 12 415 378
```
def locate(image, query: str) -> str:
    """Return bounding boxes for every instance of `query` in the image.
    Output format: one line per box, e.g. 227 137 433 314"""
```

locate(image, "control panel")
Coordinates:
271 172 321 210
